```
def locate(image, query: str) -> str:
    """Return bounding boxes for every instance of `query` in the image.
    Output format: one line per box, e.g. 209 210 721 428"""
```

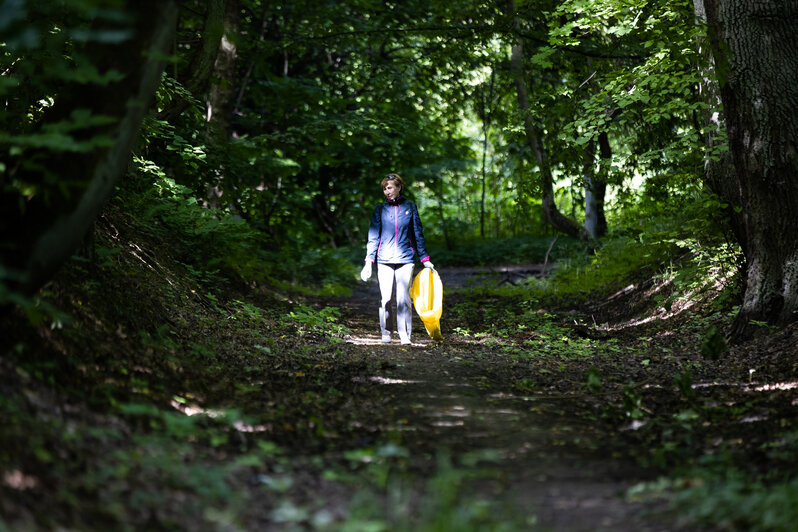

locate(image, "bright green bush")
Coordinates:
548 191 741 302
549 234 674 297
669 471 798 532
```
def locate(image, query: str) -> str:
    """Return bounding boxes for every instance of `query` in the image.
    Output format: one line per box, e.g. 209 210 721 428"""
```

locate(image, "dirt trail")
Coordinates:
330 266 686 531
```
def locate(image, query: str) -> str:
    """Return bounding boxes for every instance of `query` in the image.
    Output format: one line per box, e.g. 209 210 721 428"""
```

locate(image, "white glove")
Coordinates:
360 261 373 282
423 261 435 270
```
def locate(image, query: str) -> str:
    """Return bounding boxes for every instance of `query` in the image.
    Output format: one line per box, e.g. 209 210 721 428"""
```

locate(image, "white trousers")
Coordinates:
377 263 415 340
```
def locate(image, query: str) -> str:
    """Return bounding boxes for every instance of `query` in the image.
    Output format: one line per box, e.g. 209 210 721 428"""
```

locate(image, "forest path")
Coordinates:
321 266 685 531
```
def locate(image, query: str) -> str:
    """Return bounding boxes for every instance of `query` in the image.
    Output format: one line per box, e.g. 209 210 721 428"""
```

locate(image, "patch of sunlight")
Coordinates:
621 420 648 431
346 335 403 346
753 381 798 392
3 470 38 490
429 406 471 418
126 242 177 287
691 382 740 389
170 399 270 432
476 408 518 416
351 376 423 385
598 272 735 332
127 242 156 271
487 392 516 399
431 420 465 427
599 312 676 330
170 399 224 417
232 420 271 433
690 381 798 393
739 415 768 423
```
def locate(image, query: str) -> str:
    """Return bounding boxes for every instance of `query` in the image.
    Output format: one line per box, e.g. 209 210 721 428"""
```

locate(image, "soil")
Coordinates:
318 263 798 531
322 267 689 531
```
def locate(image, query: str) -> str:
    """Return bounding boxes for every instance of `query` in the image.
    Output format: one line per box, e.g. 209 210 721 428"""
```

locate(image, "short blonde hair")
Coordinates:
381 173 404 192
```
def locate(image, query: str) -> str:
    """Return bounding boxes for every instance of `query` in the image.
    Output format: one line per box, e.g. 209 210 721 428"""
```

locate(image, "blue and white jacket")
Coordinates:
365 196 430 265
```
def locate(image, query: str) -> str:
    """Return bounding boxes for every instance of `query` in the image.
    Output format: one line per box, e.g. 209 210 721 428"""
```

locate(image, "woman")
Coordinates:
361 173 434 345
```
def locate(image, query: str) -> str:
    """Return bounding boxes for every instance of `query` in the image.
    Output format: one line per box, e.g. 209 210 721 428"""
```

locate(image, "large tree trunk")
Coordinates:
699 0 798 337
0 1 179 296
507 0 583 240
693 1 744 246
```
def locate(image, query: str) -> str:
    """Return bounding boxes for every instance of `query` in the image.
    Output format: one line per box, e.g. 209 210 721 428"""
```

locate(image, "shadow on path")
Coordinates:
324 266 688 531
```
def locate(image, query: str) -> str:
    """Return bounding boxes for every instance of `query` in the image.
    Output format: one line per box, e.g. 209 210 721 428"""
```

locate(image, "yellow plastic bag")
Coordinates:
410 267 443 342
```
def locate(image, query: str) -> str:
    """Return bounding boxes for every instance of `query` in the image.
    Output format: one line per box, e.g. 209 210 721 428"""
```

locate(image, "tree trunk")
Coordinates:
158 0 225 122
205 0 240 142
0 1 179 296
480 114 489 239
700 0 798 336
583 139 599 239
693 0 742 239
507 0 583 240
205 0 240 208
584 132 609 240
476 69 496 239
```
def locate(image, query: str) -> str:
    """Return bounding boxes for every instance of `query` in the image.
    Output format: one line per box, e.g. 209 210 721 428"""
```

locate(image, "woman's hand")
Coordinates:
360 261 373 281
423 261 435 270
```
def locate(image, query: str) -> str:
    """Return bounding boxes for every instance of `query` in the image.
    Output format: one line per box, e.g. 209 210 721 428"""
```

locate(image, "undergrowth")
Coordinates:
2 176 546 530
5 181 794 532
430 235 583 267
451 193 742 317
119 172 357 296
439 199 798 532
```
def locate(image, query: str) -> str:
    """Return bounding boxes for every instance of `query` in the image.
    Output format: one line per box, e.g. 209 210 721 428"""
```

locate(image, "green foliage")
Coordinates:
120 167 358 295
121 175 265 286
584 366 603 392
637 467 798 532
263 245 357 296
282 304 350 338
130 101 359 294
547 190 741 302
2 0 739 303
550 234 673 297
550 0 708 181
432 235 581 267
0 269 70 328
700 326 727 360
672 371 697 402
621 386 646 420
0 384 265 530
628 408 798 529
341 450 532 531
0 0 134 206
448 296 629 363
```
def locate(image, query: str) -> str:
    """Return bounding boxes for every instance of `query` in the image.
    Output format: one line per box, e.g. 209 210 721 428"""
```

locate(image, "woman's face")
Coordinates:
383 181 400 200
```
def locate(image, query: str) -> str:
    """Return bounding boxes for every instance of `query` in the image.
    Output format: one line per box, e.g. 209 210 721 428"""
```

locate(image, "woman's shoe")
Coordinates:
381 335 391 343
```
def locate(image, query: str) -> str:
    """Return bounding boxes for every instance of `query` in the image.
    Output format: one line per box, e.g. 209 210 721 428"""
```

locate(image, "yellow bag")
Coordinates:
410 267 443 342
